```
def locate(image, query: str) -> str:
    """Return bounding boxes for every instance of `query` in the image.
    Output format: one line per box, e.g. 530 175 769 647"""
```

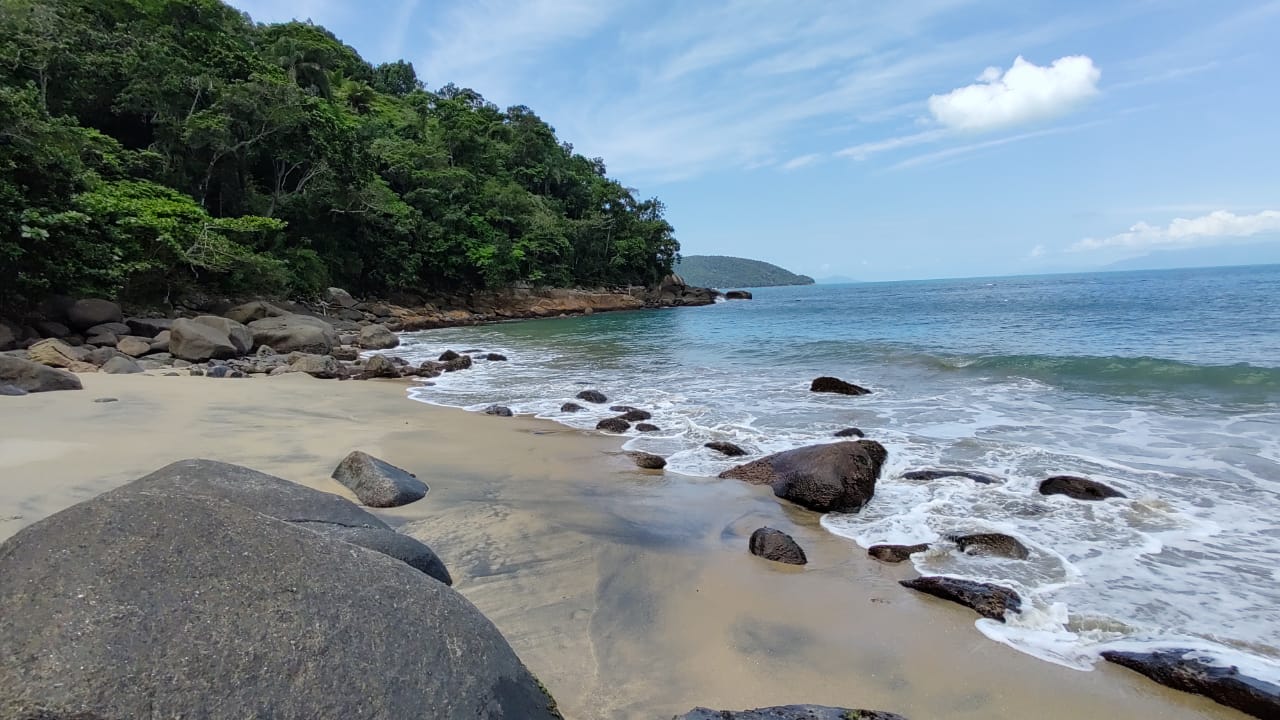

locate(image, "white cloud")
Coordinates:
928 55 1100 131
1029 244 1046 258
836 130 946 160
890 120 1100 170
781 153 821 171
1072 210 1280 251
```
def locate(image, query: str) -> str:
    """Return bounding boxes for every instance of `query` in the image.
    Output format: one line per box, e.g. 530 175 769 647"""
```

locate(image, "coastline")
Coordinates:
0 373 1246 719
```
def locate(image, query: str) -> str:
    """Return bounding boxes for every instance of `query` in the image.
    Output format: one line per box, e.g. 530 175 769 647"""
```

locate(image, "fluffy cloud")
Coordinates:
781 153 821 171
1072 210 1280 251
928 55 1100 131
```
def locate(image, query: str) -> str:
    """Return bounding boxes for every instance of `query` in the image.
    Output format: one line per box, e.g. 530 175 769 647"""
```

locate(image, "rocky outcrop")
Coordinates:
0 459 559 719
631 452 666 469
358 323 399 350
810 376 871 396
869 543 930 563
903 469 1001 485
66 298 122 330
749 527 807 565
720 440 886 513
331 451 428 508
1040 475 1126 500
949 533 1030 560
0 356 83 393
706 441 747 457
248 314 338 354
676 706 906 720
724 290 753 300
597 417 630 433
899 576 1022 621
1102 649 1280 719
576 389 607 404
170 317 240 361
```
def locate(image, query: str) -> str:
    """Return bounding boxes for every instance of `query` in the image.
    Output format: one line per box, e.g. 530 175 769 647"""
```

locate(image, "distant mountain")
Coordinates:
1103 242 1280 272
815 275 860 284
674 255 815 288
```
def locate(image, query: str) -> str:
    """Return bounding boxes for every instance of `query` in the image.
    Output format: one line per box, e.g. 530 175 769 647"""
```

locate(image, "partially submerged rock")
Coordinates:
868 543 929 563
0 356 82 393
1040 475 1126 500
720 440 886 513
438 349 461 361
597 417 630 433
749 527 807 565
834 427 865 438
560 402 584 413
1102 649 1280 719
617 408 651 422
485 405 514 417
631 452 667 469
675 706 906 720
724 290 753 300
705 441 748 457
810 376 871 396
904 468 1001 485
949 532 1030 560
576 389 608 404
899 576 1022 621
635 423 660 432
331 451 428 508
0 459 557 719
486 353 508 361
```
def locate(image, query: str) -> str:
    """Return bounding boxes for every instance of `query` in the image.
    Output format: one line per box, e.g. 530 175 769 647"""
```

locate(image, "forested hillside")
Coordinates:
674 255 814 288
0 0 679 310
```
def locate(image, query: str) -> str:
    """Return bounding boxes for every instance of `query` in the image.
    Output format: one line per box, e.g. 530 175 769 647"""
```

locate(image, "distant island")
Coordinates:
674 255 815 288
815 275 860 284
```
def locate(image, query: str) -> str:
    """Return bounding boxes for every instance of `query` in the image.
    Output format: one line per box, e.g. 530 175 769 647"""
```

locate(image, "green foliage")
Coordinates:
674 255 816 289
0 0 681 311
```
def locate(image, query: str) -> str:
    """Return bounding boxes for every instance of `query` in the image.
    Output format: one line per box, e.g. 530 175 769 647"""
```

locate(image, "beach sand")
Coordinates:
0 373 1246 719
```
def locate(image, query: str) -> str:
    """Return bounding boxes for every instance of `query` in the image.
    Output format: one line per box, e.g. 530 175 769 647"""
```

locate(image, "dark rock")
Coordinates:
331 345 360 361
247 314 338 355
631 452 666 469
87 321 130 338
597 417 630 433
360 353 400 379
485 405 514 417
834 427 865 438
725 290 753 300
904 468 1001 485
0 322 15 351
86 345 122 366
675 706 906 720
1102 649 1280 719
0 356 82 393
34 320 70 338
125 317 172 338
868 543 930 563
193 316 253 355
635 423 660 432
486 353 508 361
93 397 118 403
705 441 748 457
438 349 461 361
66 298 122 331
560 402 585 413
618 409 651 422
609 405 638 412
357 323 399 350
0 460 558 719
749 527 807 565
189 367 205 376
442 355 472 372
309 524 452 586
810 376 871 396
720 440 886 513
949 532 1030 560
0 383 28 396
84 332 119 347
325 286 357 308
576 389 608 404
101 355 143 375
1040 475 1126 500
331 450 428 508
170 318 239 362
899 576 1022 621
205 365 244 379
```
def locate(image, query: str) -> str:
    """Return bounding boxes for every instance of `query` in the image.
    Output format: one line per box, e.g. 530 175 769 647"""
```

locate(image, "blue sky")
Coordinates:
230 0 1280 281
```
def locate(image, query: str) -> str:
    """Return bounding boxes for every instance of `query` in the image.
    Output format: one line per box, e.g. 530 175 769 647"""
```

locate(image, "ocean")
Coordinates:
395 264 1280 681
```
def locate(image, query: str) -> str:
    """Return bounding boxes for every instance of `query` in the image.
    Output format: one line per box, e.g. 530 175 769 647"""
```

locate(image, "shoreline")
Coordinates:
0 373 1246 719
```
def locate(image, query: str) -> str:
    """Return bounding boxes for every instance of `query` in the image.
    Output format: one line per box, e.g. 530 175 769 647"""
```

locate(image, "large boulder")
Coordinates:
224 300 289 325
724 290 753 300
903 468 1001 485
0 356 82 392
66 298 122 331
597 417 630 433
749 527 807 565
0 321 18 350
101 355 144 375
116 335 153 357
949 532 1030 560
810 376 871 396
868 543 930 563
249 314 338 354
194 315 254 355
325 286 357 308
357 323 399 350
899 576 1022 622
0 460 557 719
576 389 607 404
331 451 428 508
1040 475 1126 500
617 409 651 422
720 440 886 513
33 320 69 338
1102 649 1280 719
705 441 748 457
26 338 83 368
676 706 906 720
290 353 344 379
360 353 401 379
125 316 172 338
170 318 239 361
631 452 666 469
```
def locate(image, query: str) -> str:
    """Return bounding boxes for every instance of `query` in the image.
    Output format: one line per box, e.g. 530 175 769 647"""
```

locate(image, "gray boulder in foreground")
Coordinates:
749 527 808 565
720 440 886 513
676 705 906 719
1102 649 1280 719
332 450 428 508
248 314 338 354
0 460 557 719
0 356 82 393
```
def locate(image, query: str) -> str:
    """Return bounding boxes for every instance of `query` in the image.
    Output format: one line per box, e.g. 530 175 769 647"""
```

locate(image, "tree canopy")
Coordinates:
0 0 680 308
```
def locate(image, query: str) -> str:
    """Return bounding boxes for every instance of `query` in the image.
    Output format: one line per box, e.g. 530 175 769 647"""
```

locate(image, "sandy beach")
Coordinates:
0 373 1247 719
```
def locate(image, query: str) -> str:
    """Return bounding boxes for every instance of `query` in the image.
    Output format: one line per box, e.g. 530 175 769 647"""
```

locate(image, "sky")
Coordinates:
228 0 1280 281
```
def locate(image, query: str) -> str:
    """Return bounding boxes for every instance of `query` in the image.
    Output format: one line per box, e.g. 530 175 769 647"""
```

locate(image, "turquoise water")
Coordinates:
398 265 1280 679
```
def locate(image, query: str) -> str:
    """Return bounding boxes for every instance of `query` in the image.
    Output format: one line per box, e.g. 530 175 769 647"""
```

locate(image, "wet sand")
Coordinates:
0 373 1247 719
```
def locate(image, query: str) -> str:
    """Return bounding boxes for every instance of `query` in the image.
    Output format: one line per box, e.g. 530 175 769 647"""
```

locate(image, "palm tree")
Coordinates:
270 37 331 99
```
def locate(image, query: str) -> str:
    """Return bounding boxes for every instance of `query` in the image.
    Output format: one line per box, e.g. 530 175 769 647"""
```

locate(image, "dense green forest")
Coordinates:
0 0 680 310
674 255 814 288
